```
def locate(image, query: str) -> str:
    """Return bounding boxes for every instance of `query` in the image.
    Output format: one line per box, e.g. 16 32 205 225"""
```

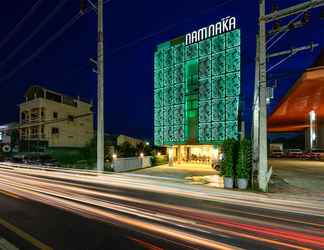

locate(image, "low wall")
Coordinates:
112 156 152 172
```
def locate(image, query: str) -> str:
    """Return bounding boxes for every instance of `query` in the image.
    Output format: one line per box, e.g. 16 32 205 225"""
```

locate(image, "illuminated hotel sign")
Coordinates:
185 16 237 46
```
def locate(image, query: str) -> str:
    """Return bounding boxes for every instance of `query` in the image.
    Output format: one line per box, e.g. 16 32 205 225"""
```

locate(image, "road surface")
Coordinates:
0 163 324 250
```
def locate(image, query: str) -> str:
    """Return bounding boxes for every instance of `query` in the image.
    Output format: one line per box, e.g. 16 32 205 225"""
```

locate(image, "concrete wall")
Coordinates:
112 156 152 172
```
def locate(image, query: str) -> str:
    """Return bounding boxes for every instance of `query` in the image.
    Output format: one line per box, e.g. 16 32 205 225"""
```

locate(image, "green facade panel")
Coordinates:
199 101 211 123
212 76 225 99
199 39 211 57
199 123 212 143
212 99 226 122
199 78 211 101
185 43 198 60
212 122 225 141
174 64 184 84
174 83 185 104
154 89 163 108
154 29 241 146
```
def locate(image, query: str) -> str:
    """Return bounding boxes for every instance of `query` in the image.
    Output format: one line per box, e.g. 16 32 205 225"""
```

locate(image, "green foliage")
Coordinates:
236 139 252 179
220 139 238 177
151 155 168 166
114 142 153 158
116 142 136 157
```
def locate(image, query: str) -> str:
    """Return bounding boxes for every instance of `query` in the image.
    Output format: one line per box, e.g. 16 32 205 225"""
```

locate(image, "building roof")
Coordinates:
24 85 91 105
268 50 324 133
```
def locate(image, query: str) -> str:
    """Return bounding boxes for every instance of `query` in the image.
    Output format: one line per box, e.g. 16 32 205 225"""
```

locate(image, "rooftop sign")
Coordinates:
185 16 237 46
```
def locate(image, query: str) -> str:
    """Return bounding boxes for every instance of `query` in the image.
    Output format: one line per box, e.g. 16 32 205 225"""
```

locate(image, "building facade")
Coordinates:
154 27 241 164
19 86 94 148
268 50 324 151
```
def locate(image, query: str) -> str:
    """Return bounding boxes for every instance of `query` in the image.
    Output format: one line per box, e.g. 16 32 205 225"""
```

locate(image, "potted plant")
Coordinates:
236 139 252 190
220 139 237 189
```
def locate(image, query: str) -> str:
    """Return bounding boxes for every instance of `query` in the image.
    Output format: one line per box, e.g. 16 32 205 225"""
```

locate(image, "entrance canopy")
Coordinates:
268 52 324 133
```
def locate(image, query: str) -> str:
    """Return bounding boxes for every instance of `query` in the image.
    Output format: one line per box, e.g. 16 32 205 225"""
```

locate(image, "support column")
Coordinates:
168 146 174 166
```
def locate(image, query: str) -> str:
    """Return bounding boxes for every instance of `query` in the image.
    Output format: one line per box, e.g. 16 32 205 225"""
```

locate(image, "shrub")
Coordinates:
236 139 252 179
220 139 238 178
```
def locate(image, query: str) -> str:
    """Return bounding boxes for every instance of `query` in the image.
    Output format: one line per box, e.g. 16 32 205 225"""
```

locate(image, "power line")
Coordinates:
0 0 111 86
0 0 44 50
110 0 237 55
0 0 69 68
0 12 82 84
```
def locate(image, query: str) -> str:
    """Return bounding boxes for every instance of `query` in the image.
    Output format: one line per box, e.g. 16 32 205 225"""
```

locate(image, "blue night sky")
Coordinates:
0 0 323 141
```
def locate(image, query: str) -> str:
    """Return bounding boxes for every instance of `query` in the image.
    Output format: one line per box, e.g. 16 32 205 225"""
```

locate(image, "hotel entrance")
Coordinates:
168 145 220 167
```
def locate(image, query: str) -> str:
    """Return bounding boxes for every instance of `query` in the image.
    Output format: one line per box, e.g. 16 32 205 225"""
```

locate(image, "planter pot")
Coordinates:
224 177 234 189
237 178 248 190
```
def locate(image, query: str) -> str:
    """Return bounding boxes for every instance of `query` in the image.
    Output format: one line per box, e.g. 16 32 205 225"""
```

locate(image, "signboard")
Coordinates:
185 17 237 46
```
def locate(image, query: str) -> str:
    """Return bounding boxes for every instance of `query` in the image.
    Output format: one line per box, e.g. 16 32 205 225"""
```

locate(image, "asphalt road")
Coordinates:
0 164 324 250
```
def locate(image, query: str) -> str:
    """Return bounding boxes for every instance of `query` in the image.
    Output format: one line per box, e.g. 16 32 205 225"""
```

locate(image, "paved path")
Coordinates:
269 159 324 201
133 164 217 179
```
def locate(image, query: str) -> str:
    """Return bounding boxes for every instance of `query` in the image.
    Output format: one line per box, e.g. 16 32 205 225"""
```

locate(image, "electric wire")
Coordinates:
110 0 237 55
0 0 44 50
0 0 69 68
0 1 110 84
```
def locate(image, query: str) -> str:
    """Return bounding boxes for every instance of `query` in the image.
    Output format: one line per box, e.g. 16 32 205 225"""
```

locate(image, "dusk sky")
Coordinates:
0 0 323 140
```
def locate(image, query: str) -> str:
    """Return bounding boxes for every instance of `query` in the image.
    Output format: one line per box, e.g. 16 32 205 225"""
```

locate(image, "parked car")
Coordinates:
286 149 303 158
301 151 321 160
270 149 284 158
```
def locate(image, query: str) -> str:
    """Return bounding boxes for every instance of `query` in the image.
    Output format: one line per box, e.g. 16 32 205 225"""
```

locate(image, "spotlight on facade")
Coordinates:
309 110 317 151
310 110 316 122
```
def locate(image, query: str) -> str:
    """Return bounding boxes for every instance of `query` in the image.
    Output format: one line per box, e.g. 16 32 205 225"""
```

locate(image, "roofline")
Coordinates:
24 85 92 105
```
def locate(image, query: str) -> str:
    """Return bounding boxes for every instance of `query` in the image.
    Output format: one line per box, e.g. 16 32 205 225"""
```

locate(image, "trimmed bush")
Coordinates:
220 139 238 178
236 139 252 179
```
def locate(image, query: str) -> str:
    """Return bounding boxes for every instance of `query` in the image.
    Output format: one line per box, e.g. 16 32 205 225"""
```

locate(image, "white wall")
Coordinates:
112 156 152 172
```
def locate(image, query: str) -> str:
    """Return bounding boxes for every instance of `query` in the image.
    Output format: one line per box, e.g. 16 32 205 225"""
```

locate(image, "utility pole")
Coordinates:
255 0 324 191
252 35 260 179
258 0 270 192
97 0 105 172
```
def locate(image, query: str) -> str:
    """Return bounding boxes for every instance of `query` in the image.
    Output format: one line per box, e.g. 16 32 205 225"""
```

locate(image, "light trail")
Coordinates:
0 165 324 249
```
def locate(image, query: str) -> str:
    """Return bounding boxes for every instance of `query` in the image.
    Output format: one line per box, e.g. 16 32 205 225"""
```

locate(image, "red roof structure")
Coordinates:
268 50 324 133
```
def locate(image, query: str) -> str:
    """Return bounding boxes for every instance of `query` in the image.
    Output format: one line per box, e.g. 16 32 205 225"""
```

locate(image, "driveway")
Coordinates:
269 159 324 200
132 164 217 180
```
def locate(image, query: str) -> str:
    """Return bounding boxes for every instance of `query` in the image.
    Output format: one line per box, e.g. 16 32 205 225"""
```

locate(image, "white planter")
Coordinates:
237 178 248 190
224 177 234 189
